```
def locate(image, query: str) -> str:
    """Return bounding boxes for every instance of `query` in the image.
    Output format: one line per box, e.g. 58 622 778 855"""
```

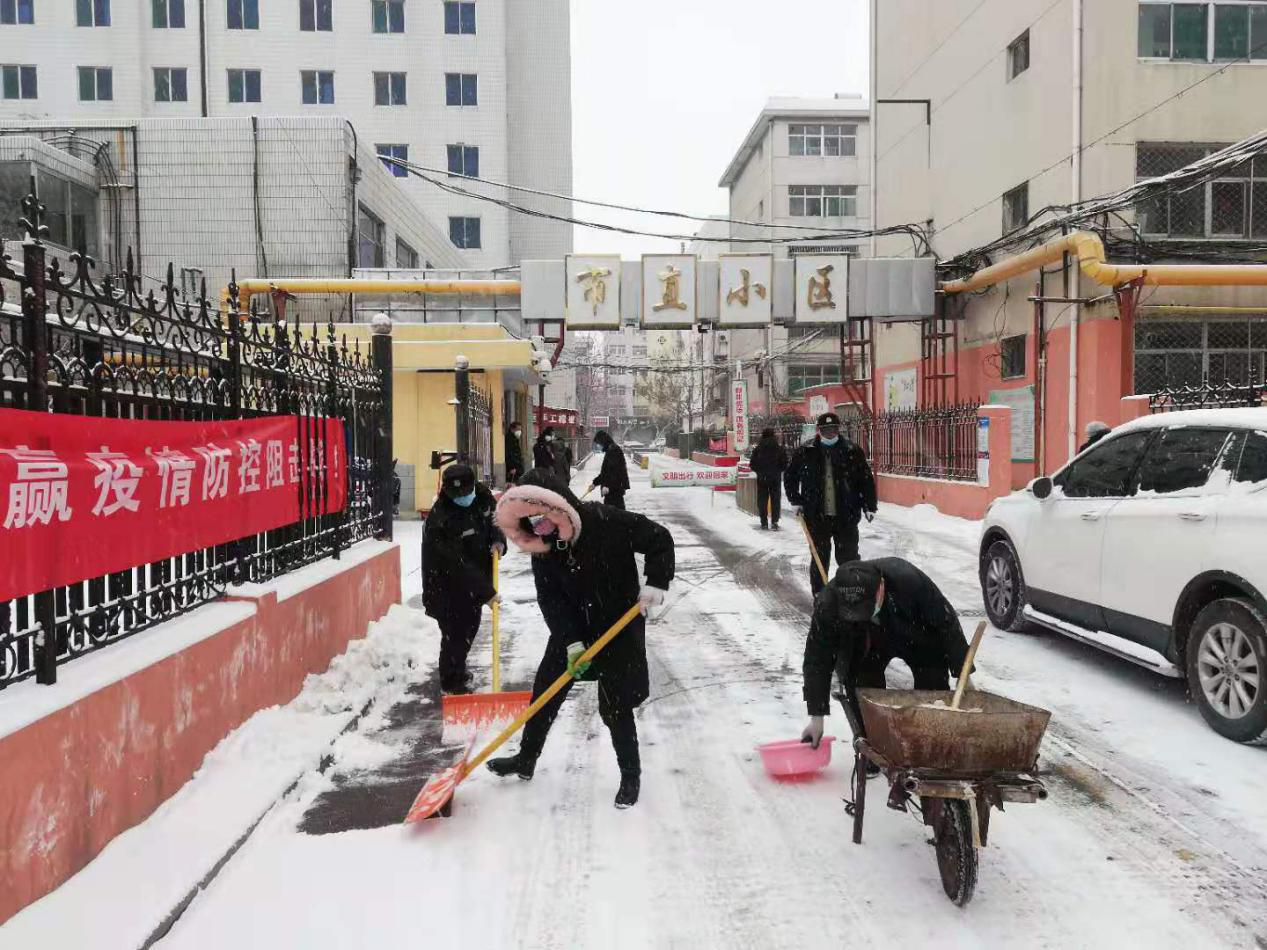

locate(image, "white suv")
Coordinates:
979 408 1267 744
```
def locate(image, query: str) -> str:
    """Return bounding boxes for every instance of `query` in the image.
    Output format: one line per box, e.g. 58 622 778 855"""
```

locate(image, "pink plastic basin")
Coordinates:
757 736 835 777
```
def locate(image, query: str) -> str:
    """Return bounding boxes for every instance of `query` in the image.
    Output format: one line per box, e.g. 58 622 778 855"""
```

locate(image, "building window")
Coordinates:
152 0 184 27
153 67 188 102
445 72 477 105
1 64 36 99
376 143 408 177
1000 335 1027 378
1138 2 1267 61
444 0 475 34
373 71 406 105
37 171 99 255
1137 142 1267 238
1002 182 1029 233
0 0 35 25
788 123 857 157
787 363 841 394
358 205 385 268
299 0 331 31
446 144 479 177
76 0 108 26
228 68 260 103
1135 319 1267 393
78 66 112 101
1007 29 1030 79
449 216 481 249
301 69 335 104
788 185 857 218
371 0 403 32
227 0 257 30
395 237 419 269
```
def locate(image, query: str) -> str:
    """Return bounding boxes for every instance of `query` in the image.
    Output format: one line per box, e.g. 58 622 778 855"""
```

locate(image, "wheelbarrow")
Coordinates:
850 688 1052 907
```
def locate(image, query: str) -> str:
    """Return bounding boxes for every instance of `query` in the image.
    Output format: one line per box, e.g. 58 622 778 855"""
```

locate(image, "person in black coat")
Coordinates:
800 558 971 747
1079 421 1111 453
590 429 631 509
505 421 525 485
487 467 675 809
421 464 505 694
784 412 878 595
533 427 557 471
748 427 789 530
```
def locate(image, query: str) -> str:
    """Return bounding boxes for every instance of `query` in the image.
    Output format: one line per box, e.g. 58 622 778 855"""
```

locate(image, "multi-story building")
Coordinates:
871 0 1267 478
717 96 871 415
0 0 572 269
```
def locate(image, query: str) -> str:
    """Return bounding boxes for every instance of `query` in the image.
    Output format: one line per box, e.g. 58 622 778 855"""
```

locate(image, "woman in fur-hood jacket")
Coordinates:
485 467 674 808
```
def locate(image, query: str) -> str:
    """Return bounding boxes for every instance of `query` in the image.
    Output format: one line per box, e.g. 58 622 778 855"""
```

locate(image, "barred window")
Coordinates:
371 0 404 32
789 123 857 157
1136 142 1267 238
1138 2 1267 61
789 185 857 217
1134 319 1267 393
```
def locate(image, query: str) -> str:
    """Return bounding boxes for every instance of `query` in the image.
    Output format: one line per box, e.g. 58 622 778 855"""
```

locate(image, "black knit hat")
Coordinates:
832 561 883 622
441 463 476 499
817 412 841 428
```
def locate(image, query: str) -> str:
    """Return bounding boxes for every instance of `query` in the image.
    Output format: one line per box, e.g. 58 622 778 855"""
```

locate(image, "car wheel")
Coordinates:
981 539 1027 632
1187 598 1267 745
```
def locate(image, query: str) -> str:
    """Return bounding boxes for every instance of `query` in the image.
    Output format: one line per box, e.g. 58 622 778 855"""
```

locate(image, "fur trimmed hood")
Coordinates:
495 483 583 554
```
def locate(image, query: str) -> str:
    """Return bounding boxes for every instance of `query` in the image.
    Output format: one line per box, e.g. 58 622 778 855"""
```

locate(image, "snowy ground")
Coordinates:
4 459 1265 949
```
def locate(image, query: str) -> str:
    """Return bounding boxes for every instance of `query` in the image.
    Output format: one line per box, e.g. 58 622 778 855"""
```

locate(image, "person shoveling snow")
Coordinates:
485 468 675 809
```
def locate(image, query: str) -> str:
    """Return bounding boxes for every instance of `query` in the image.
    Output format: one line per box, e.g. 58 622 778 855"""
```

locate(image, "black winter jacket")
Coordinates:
531 502 674 707
803 557 970 720
533 437 555 471
748 436 789 481
421 484 504 619
783 436 877 523
505 429 525 479
592 443 630 494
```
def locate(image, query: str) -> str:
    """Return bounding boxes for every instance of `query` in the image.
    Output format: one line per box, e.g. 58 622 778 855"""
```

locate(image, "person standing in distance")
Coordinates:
421 464 505 694
505 420 525 485
533 426 557 471
748 427 789 530
590 430 631 510
784 412 877 595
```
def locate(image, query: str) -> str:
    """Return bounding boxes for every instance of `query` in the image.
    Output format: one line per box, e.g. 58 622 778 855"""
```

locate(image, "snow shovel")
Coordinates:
797 511 831 586
406 603 643 822
441 550 532 728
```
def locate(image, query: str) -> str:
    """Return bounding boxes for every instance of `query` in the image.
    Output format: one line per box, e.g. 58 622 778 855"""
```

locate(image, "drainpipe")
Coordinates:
1068 0 1084 459
869 0 879 258
198 0 208 117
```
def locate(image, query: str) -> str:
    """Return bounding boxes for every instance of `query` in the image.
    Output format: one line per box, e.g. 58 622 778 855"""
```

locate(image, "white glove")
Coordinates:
601 486 609 497
801 716 824 749
637 584 666 615
863 510 875 524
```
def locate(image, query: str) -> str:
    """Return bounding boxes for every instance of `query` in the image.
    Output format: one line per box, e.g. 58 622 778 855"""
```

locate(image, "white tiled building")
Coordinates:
0 0 573 270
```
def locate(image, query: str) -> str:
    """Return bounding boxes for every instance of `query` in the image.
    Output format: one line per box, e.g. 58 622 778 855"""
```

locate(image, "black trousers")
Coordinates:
756 477 782 526
603 491 626 510
437 603 483 688
518 639 640 775
805 516 860 595
840 653 950 738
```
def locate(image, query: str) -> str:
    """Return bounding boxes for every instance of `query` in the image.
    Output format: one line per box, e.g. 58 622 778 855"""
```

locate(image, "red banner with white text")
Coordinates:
0 409 346 602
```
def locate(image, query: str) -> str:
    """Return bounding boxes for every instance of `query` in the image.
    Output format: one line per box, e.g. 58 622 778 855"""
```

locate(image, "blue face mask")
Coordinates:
453 490 477 508
820 435 840 447
594 442 603 452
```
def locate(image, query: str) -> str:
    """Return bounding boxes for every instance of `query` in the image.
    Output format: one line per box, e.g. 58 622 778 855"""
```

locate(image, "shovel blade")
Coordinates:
441 690 532 728
404 738 475 824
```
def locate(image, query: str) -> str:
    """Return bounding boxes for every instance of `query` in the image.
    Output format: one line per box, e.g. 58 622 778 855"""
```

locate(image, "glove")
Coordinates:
637 584 666 616
486 591 501 606
491 540 507 557
565 641 591 679
801 716 825 750
601 486 609 497
863 510 875 524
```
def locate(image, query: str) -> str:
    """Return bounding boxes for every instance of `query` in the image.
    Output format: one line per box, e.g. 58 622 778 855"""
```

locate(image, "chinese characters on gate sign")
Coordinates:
726 268 767 308
575 266 612 317
654 266 688 312
808 264 836 311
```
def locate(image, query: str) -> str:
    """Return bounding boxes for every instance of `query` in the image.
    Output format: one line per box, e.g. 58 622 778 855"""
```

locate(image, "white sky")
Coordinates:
568 0 869 260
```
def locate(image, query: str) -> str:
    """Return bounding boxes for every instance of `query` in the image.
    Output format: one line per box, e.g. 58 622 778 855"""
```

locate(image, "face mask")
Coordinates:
453 490 476 508
545 434 553 442
820 435 839 447
511 429 521 438
594 442 603 452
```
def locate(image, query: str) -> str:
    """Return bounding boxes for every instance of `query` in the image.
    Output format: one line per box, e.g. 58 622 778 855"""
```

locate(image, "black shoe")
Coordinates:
614 771 640 809
758 523 769 531
441 680 472 696
486 753 536 781
771 523 780 531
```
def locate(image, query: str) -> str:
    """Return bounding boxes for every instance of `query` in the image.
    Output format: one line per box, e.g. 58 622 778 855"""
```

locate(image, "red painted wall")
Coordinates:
0 546 400 926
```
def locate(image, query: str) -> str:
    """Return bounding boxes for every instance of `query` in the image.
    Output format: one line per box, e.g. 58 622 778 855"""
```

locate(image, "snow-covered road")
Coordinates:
7 459 1265 949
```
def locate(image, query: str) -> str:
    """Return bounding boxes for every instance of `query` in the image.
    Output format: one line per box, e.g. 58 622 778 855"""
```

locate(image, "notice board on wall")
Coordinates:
987 386 1036 463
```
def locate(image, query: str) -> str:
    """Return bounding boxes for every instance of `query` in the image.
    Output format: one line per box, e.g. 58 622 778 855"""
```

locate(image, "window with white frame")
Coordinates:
396 237 419 269
300 0 331 30
78 66 112 101
371 0 403 32
788 123 857 157
153 0 183 27
227 68 260 103
301 69 334 104
76 0 108 26
1007 29 1030 79
0 0 35 25
1139 2 1267 61
787 363 841 394
447 144 478 177
373 71 406 105
449 216 480 249
788 185 857 217
376 143 408 177
444 0 475 34
1002 181 1029 233
358 204 385 267
153 67 187 102
445 72 477 105
227 0 257 29
1137 142 1267 238
1 64 36 99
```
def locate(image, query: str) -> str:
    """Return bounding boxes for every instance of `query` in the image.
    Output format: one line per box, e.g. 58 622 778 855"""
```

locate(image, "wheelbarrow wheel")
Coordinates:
933 799 978 906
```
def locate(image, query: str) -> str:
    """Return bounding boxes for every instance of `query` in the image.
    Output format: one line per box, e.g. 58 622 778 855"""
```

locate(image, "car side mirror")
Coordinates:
1031 477 1053 500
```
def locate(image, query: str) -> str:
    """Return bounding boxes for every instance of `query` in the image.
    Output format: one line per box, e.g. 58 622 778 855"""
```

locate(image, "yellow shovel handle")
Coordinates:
491 549 501 693
799 512 830 585
462 603 642 780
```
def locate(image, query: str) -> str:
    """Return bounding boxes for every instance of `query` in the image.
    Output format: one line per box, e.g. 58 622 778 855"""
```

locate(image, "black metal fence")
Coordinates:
1148 380 1267 413
842 404 982 482
0 182 392 690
